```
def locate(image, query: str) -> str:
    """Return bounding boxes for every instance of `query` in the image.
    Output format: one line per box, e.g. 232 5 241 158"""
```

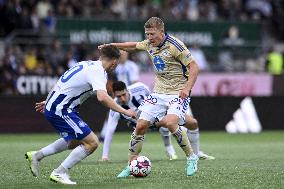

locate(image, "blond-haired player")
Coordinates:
99 17 199 177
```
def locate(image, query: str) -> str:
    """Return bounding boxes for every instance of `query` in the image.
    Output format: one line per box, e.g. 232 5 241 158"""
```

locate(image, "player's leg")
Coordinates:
25 112 71 178
25 138 68 177
117 93 166 178
101 122 118 161
166 96 198 176
158 127 178 160
183 115 199 155
183 114 215 160
117 119 149 178
50 132 99 185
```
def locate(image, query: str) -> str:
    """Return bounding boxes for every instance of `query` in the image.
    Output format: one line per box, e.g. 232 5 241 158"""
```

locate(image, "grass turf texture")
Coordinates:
0 131 283 189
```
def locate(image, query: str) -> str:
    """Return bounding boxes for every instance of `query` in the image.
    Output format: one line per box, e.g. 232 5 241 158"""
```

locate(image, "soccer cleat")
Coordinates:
198 151 215 160
49 170 76 185
167 153 178 161
117 166 131 178
186 154 198 176
25 151 39 177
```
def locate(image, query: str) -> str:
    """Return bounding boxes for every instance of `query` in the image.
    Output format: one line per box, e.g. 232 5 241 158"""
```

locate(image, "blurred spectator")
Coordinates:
115 51 140 86
190 43 209 72
17 6 33 29
223 25 244 46
245 0 272 20
30 7 40 31
43 9 56 33
0 45 21 94
46 39 65 75
36 0 52 19
24 46 38 72
110 0 127 19
265 47 283 75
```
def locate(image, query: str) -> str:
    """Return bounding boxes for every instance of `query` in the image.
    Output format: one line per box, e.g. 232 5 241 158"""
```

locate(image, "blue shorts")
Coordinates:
44 110 92 141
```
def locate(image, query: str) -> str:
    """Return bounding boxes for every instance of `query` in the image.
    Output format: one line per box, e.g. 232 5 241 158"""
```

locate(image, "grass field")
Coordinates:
0 131 283 189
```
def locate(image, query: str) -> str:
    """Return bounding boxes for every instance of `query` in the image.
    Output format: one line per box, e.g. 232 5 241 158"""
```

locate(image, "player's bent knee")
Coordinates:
186 118 198 130
67 140 80 149
81 132 100 153
135 120 149 135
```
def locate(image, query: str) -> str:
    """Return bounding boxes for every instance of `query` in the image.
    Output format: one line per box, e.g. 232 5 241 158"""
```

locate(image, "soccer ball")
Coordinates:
129 156 152 177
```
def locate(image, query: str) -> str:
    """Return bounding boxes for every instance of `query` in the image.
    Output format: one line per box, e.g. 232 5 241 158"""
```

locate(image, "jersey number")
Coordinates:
61 65 83 83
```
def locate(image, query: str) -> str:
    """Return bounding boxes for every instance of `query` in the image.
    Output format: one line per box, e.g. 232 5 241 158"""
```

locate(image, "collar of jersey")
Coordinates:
157 33 169 48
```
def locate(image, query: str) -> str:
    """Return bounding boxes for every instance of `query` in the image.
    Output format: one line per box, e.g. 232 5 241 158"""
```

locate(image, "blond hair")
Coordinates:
144 17 164 31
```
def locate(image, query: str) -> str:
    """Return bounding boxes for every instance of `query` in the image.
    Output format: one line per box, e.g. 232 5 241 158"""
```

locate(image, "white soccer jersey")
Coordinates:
45 60 107 116
115 60 139 86
107 82 150 127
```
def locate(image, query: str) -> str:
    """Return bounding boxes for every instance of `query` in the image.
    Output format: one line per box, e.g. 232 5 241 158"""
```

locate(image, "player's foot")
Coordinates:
117 166 131 178
49 170 76 185
167 153 178 160
186 154 198 176
25 151 39 177
198 151 215 160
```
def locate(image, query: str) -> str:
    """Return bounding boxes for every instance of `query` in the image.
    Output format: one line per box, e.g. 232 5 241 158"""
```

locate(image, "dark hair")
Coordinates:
144 17 164 31
112 81 127 92
100 45 121 59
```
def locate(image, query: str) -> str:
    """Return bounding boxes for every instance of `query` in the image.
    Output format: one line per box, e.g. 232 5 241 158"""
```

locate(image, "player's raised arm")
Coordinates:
96 89 136 118
98 42 138 52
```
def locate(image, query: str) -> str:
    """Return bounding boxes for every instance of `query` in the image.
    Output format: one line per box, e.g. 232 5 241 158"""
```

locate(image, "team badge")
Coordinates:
153 56 165 72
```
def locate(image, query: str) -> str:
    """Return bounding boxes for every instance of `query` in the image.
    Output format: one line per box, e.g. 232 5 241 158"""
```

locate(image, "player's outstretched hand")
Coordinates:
35 101 46 113
124 109 137 119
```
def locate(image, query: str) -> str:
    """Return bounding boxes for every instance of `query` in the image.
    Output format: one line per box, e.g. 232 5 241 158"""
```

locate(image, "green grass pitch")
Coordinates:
0 131 283 189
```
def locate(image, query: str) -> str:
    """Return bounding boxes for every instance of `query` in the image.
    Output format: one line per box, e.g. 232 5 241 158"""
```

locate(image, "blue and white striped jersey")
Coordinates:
45 60 107 116
107 82 150 127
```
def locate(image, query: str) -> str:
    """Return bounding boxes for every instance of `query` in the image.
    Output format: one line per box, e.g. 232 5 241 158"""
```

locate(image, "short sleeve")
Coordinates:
172 39 193 66
177 48 194 67
86 66 107 92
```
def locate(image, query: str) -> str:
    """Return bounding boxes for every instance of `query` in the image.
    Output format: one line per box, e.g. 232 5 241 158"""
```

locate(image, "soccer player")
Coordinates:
101 81 178 162
99 51 140 142
99 17 199 177
25 45 136 185
115 51 140 86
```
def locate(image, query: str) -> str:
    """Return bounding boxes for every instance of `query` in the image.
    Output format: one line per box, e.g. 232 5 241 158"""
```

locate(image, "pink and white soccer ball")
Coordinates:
129 156 152 177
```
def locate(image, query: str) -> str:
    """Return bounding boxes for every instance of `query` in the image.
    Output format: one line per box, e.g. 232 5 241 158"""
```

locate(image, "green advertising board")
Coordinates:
56 19 261 58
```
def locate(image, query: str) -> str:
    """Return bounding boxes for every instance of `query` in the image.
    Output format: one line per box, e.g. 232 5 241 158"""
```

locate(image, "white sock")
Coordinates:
187 129 200 155
102 123 117 159
165 145 176 155
60 145 90 171
159 127 172 146
187 153 198 160
35 138 68 161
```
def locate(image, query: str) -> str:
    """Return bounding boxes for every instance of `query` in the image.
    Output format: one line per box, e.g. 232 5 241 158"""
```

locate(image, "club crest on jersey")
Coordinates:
161 49 171 58
153 56 165 72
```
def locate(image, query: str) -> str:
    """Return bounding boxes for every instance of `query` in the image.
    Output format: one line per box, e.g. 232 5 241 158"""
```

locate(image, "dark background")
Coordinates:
1 96 283 133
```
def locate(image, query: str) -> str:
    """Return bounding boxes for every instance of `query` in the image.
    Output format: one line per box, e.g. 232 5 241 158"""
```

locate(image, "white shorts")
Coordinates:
138 93 191 124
